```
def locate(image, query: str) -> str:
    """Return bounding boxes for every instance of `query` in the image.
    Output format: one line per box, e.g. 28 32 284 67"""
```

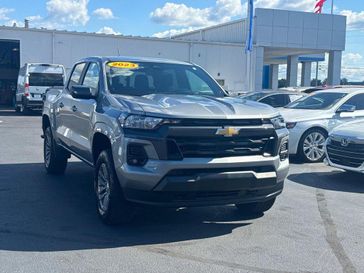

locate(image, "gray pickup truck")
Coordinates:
42 56 289 225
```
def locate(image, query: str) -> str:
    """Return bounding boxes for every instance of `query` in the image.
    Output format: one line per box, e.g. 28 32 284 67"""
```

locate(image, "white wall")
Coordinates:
0 27 247 92
255 9 346 51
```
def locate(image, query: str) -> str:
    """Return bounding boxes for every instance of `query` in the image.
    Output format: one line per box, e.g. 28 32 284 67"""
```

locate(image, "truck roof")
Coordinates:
81 56 192 66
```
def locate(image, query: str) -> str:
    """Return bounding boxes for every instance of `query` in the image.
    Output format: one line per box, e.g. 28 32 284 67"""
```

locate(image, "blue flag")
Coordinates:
245 0 254 53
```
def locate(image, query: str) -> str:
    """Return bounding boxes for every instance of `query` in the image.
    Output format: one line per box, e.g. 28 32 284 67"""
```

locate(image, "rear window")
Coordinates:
29 73 64 87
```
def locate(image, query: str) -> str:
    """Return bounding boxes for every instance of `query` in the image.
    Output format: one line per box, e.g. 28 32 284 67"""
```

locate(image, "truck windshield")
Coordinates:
29 73 64 87
285 92 347 110
105 62 225 97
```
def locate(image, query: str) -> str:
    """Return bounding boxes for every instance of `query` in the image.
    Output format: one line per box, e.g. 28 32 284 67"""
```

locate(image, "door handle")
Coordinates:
59 102 64 108
72 105 78 112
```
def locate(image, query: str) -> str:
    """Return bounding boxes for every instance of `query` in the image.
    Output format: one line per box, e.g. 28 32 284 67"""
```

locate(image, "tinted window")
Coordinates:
289 94 304 103
242 92 267 101
29 73 64 87
82 63 100 94
260 94 288 107
343 94 364 110
68 63 86 90
286 92 347 110
105 62 224 97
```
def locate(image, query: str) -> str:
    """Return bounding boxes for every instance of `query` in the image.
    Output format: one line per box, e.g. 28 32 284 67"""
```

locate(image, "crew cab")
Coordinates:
42 57 289 225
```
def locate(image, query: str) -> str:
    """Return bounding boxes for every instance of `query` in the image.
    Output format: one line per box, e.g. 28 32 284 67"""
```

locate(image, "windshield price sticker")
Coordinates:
107 62 139 69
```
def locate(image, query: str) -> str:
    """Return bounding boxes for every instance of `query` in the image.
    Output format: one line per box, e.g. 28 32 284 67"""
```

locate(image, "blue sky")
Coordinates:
1 0 364 81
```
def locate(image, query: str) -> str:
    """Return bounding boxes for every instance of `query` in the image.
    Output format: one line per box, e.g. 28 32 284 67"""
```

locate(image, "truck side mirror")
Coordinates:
71 85 94 99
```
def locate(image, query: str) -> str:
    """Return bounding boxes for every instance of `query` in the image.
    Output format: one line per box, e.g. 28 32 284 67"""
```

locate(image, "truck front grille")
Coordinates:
171 136 276 158
327 140 364 168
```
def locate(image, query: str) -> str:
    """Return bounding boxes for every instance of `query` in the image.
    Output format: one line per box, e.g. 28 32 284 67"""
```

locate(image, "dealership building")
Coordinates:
0 8 346 106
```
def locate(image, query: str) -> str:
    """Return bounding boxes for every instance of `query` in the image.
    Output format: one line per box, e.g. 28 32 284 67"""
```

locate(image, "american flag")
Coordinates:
314 0 327 14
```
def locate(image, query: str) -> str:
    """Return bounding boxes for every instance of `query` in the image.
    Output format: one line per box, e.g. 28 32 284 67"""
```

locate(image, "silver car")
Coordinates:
280 89 364 163
325 120 364 173
240 91 305 108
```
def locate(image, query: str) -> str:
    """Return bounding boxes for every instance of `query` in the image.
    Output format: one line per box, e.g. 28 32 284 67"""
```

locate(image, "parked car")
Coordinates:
280 87 325 94
42 56 290 225
15 63 66 113
280 89 364 163
325 120 364 173
241 91 305 108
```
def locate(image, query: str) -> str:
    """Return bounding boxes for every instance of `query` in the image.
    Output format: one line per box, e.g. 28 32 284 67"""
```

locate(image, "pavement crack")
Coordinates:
139 246 315 273
316 188 357 273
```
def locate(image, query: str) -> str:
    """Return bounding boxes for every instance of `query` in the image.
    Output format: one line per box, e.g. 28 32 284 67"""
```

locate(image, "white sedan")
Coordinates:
280 88 364 163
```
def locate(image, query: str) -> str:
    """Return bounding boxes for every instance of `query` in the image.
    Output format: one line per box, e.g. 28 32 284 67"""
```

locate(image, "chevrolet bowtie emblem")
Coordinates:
216 127 240 137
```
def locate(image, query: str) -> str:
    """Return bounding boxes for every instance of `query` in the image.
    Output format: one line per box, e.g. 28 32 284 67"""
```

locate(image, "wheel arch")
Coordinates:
42 114 51 131
92 132 112 165
300 126 329 140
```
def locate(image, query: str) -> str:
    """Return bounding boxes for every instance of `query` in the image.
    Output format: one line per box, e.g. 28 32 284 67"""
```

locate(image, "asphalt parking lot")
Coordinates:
0 109 363 273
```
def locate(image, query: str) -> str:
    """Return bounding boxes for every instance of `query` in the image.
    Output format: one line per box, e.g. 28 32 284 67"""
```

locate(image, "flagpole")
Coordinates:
245 0 254 91
331 0 334 14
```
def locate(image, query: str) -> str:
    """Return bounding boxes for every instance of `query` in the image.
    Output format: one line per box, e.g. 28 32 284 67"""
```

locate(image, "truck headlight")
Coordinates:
122 115 164 130
270 116 286 129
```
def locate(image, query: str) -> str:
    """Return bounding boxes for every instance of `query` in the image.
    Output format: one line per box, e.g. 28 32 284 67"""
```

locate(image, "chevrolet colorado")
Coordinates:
42 57 289 225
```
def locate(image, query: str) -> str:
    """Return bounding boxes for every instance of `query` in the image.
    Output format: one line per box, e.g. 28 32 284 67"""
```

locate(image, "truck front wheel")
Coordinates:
44 126 68 175
95 149 135 225
235 198 276 214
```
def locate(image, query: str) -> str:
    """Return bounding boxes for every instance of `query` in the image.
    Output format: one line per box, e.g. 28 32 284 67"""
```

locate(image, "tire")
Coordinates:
94 149 135 225
15 104 21 113
43 126 68 175
298 128 327 163
20 103 30 115
235 198 276 214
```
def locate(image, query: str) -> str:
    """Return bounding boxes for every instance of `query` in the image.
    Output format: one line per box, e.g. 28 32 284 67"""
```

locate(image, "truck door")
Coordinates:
68 62 100 162
55 62 86 148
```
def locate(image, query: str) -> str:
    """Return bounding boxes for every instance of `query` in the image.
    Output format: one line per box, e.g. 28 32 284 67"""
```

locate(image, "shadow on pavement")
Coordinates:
0 162 257 252
288 170 364 193
0 108 41 117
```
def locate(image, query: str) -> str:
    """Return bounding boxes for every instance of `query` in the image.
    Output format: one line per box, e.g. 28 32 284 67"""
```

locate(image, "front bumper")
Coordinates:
287 125 305 155
118 155 289 207
113 124 289 207
324 143 364 174
324 158 364 174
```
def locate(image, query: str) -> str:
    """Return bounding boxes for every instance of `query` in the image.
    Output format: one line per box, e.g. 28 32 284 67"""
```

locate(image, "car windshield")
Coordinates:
241 92 267 101
285 92 347 110
105 61 225 97
29 73 64 86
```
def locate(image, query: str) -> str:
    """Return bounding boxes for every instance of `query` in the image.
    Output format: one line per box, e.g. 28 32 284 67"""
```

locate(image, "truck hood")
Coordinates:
331 120 364 139
113 94 279 119
280 108 332 122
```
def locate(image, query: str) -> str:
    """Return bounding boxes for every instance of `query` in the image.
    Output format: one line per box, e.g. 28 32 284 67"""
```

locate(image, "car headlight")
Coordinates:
270 116 286 129
286 122 297 129
122 115 164 130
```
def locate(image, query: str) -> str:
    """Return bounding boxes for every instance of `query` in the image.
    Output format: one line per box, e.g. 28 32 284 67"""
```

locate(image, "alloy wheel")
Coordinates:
44 129 52 168
97 163 111 215
303 132 326 162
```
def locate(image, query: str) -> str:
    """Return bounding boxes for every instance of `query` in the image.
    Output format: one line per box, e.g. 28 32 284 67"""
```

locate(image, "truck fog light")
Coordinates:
279 138 289 161
127 144 148 166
